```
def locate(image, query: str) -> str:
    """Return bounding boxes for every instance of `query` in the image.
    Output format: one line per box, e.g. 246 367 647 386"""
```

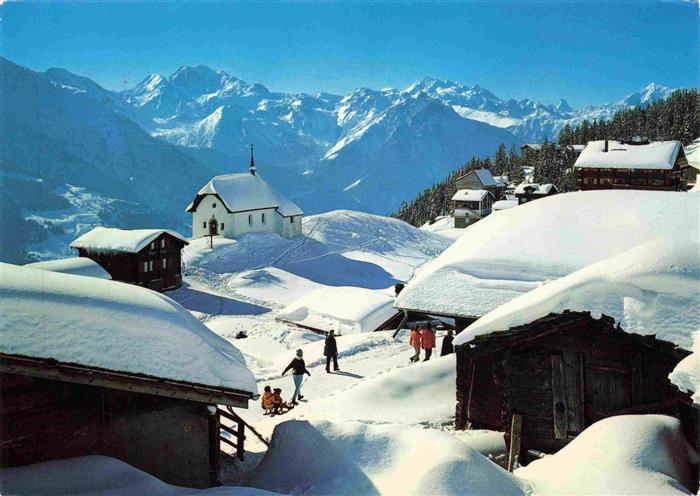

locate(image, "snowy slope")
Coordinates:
24 257 112 279
396 191 699 318
669 330 700 404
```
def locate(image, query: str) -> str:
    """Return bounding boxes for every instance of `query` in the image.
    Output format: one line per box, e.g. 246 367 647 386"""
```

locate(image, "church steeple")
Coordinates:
249 144 257 176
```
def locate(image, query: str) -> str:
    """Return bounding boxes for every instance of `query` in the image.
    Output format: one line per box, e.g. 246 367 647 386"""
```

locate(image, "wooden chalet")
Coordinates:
451 189 495 228
513 182 558 205
574 139 689 191
0 263 259 489
70 227 188 292
455 311 694 464
455 169 506 200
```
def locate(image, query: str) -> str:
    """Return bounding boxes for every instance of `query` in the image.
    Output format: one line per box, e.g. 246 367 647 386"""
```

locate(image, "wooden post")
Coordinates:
208 409 221 486
551 354 568 439
507 413 522 472
236 418 245 461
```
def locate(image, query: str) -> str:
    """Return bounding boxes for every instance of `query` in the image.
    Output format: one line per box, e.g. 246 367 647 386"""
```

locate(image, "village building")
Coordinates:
521 143 585 161
186 145 303 240
455 168 506 200
452 238 699 467
0 263 257 488
574 139 689 191
70 227 188 292
451 189 495 228
394 191 699 331
513 182 558 205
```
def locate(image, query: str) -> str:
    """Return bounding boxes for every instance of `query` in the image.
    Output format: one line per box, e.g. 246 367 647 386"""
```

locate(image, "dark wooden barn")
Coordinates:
455 311 694 464
70 227 188 292
0 354 254 488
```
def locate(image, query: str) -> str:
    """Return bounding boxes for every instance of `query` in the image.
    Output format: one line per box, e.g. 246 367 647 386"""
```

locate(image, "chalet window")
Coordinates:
160 239 165 248
149 260 154 272
212 203 216 208
290 217 294 224
262 213 266 224
221 223 225 230
248 214 253 226
162 258 167 269
203 222 207 229
143 261 149 273
150 242 155 250
649 179 664 186
631 178 646 186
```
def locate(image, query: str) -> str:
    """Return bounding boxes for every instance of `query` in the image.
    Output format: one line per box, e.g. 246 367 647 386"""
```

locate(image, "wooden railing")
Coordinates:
216 406 270 462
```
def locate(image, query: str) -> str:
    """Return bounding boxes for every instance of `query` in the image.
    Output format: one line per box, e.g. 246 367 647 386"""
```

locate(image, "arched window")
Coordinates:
262 213 266 224
248 214 253 226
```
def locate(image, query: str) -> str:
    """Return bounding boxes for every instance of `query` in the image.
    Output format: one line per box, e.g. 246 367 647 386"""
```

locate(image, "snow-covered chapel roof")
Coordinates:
574 140 683 170
454 237 700 350
395 190 699 319
0 263 257 395
70 227 188 254
186 173 303 217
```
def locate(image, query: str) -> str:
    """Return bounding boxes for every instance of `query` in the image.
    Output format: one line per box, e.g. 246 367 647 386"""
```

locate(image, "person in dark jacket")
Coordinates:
282 349 311 405
440 329 455 356
324 330 340 373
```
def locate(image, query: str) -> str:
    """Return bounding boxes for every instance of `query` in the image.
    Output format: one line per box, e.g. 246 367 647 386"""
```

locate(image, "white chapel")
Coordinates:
186 145 303 239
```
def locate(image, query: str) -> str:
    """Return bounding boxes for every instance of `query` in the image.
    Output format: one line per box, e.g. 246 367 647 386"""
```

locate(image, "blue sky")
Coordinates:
1 1 697 107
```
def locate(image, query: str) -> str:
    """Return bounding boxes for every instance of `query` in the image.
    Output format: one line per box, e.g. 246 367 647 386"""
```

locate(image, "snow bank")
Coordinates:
515 415 697 495
249 419 525 496
575 140 682 170
492 199 518 211
277 286 397 334
420 215 466 241
669 329 700 404
0 263 256 394
70 226 187 253
455 238 700 349
396 191 699 318
24 257 111 279
311 355 456 425
0 455 281 495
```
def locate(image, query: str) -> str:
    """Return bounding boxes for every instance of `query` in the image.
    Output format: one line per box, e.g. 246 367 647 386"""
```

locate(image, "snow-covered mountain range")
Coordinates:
0 56 678 261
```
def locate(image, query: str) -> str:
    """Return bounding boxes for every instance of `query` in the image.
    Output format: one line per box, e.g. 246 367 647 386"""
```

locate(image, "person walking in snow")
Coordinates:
409 324 422 362
324 330 340 373
282 349 311 405
440 329 455 356
421 323 436 361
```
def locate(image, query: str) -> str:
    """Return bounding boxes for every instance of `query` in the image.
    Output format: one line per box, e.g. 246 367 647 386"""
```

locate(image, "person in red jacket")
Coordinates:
409 324 422 362
421 322 436 361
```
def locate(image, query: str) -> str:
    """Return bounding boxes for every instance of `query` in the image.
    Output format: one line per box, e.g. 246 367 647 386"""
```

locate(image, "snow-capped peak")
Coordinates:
619 82 675 108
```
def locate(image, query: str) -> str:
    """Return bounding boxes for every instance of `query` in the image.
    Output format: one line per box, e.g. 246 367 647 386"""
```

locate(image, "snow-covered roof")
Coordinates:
473 169 496 186
522 144 542 151
395 191 699 319
670 329 700 403
24 258 111 280
492 175 509 185
574 140 682 170
454 238 699 349
685 137 700 171
452 189 492 202
70 227 188 254
277 286 398 334
187 173 303 217
513 182 557 195
0 263 256 395
492 200 518 211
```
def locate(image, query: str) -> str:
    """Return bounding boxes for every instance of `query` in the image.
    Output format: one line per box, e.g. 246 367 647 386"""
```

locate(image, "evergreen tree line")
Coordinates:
395 89 698 227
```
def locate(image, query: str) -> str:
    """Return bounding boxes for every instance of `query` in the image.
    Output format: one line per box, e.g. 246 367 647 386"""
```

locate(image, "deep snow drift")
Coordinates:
515 415 697 495
396 190 699 318
0 263 256 393
24 257 112 279
0 455 282 496
455 238 700 350
249 420 525 496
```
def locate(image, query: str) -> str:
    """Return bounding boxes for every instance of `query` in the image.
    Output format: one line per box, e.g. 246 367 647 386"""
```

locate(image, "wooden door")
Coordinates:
551 351 585 439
